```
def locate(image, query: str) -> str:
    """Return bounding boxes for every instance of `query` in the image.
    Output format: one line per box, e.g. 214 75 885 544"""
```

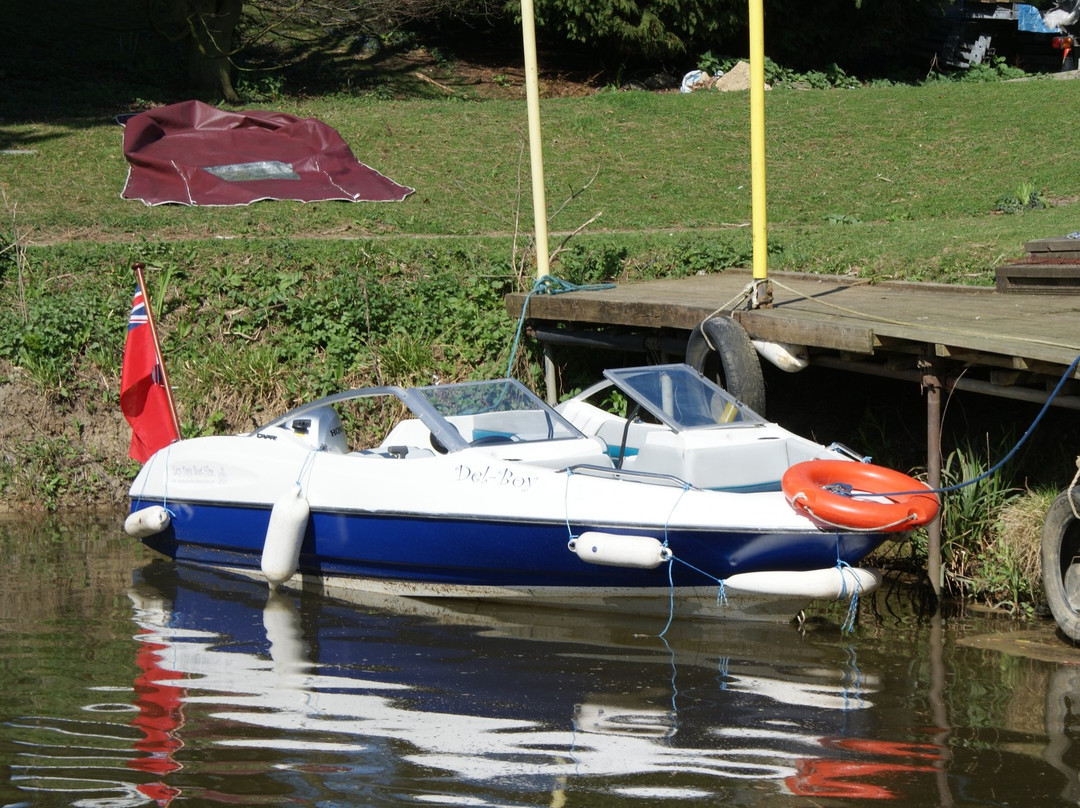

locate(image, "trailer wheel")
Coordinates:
1042 489 1080 642
685 317 766 415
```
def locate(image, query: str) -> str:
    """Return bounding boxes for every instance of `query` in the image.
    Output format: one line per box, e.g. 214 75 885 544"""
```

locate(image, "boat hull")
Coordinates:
133 496 884 621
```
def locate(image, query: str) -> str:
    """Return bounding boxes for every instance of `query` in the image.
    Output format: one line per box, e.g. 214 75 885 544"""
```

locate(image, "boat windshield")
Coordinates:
417 378 584 443
604 364 765 431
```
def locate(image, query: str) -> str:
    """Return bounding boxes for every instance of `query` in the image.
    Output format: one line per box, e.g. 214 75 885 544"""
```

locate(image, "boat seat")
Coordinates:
556 399 665 463
378 419 437 448
631 432 789 491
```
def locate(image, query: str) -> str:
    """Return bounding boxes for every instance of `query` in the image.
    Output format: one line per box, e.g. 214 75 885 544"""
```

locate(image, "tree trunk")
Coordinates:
185 0 243 102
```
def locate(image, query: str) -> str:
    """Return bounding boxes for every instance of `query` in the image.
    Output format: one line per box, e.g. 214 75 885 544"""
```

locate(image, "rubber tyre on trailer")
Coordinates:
1041 488 1080 642
685 317 767 415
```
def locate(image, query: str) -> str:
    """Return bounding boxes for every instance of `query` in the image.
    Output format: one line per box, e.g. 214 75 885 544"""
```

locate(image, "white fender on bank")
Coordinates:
751 339 810 373
124 505 171 538
569 532 672 569
261 485 310 587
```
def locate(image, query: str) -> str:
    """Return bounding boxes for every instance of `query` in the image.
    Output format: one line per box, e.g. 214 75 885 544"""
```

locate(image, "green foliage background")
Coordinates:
525 0 943 73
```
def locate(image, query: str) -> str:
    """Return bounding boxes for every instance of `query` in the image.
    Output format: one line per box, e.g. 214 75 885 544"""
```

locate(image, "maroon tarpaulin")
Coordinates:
121 100 413 206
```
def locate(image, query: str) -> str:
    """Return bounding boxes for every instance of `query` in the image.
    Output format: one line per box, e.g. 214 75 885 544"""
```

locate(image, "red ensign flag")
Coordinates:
121 286 179 462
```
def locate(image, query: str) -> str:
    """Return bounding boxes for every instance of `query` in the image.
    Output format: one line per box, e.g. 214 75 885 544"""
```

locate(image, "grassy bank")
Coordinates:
3 78 1079 611
7 80 1080 272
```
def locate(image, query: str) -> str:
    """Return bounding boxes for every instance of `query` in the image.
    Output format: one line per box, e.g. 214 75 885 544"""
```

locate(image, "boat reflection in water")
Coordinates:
107 560 951 806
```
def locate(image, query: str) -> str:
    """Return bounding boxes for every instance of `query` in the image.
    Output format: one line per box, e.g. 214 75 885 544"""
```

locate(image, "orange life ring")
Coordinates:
782 460 939 532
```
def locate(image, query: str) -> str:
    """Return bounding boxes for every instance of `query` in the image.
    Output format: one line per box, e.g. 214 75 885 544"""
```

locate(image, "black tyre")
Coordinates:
685 317 767 415
1042 488 1080 642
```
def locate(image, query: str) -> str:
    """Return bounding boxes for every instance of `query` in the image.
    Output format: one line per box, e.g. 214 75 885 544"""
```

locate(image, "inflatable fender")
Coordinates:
261 486 310 587
568 532 672 569
685 316 767 414
124 505 171 538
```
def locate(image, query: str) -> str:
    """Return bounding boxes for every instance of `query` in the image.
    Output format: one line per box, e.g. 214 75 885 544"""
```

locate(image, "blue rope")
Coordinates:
662 483 692 547
846 352 1080 499
132 443 176 518
562 466 578 542
660 556 677 637
836 535 862 634
838 560 860 633
505 275 616 378
658 552 730 638
658 483 695 637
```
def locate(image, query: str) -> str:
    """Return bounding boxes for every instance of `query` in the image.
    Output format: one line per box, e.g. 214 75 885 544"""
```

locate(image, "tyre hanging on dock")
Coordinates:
1041 488 1080 642
685 316 767 415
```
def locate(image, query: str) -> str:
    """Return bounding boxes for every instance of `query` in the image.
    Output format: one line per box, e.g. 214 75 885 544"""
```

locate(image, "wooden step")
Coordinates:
996 262 1080 293
1023 236 1080 261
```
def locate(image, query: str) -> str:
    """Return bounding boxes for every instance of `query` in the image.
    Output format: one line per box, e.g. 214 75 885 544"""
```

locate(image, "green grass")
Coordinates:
4 80 1080 283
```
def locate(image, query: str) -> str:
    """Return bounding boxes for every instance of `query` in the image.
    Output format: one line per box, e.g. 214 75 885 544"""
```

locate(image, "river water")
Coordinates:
1 515 1079 807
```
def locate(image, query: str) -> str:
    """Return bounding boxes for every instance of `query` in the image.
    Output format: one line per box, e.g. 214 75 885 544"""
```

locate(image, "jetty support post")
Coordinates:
921 355 944 598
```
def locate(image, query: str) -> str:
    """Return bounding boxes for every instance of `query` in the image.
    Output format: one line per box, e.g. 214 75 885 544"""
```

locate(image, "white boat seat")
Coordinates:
556 398 665 464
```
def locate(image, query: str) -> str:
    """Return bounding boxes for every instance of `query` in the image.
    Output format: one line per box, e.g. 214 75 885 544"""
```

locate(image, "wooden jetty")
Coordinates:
505 264 1080 591
506 267 1080 410
506 257 1080 597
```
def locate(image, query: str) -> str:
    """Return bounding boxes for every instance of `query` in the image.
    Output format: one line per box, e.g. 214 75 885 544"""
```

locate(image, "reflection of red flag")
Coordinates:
121 281 179 462
130 628 185 806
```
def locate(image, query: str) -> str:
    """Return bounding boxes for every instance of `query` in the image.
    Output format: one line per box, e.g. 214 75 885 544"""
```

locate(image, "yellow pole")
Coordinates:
748 0 771 303
520 0 550 280
519 0 558 400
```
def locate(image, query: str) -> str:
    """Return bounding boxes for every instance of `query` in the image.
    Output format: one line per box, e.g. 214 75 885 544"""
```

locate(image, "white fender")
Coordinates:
724 567 881 599
569 532 672 569
124 505 171 538
751 339 810 373
261 485 310 587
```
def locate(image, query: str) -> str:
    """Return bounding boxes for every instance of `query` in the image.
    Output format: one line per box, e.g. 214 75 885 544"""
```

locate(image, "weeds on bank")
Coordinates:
0 433 126 510
994 182 1047 214
906 438 1053 614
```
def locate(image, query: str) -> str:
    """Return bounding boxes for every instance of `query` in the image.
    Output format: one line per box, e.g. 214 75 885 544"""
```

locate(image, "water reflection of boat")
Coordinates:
126 364 937 621
114 561 942 804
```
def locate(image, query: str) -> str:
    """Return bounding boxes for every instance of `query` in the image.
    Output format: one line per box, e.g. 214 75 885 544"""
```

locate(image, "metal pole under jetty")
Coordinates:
923 356 944 599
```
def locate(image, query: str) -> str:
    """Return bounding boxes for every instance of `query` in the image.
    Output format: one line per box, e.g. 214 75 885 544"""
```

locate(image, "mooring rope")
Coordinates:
844 352 1080 501
768 276 1078 352
1069 456 1080 520
131 443 176 517
836 553 862 634
505 274 615 378
293 447 319 490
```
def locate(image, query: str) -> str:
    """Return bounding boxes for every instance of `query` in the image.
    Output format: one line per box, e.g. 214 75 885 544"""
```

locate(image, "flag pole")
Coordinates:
133 262 182 440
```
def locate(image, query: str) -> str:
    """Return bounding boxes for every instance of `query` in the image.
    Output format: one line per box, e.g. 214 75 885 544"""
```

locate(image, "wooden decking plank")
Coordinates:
733 309 876 355
506 269 1080 378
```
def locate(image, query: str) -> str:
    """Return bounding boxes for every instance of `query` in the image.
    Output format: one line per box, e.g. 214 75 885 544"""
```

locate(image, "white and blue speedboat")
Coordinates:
126 364 938 621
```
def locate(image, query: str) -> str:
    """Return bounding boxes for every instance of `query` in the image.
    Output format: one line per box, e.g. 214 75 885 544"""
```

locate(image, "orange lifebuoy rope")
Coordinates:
782 460 940 532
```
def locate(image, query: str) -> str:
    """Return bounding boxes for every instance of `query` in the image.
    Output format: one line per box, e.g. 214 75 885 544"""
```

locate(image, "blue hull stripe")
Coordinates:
136 500 885 589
